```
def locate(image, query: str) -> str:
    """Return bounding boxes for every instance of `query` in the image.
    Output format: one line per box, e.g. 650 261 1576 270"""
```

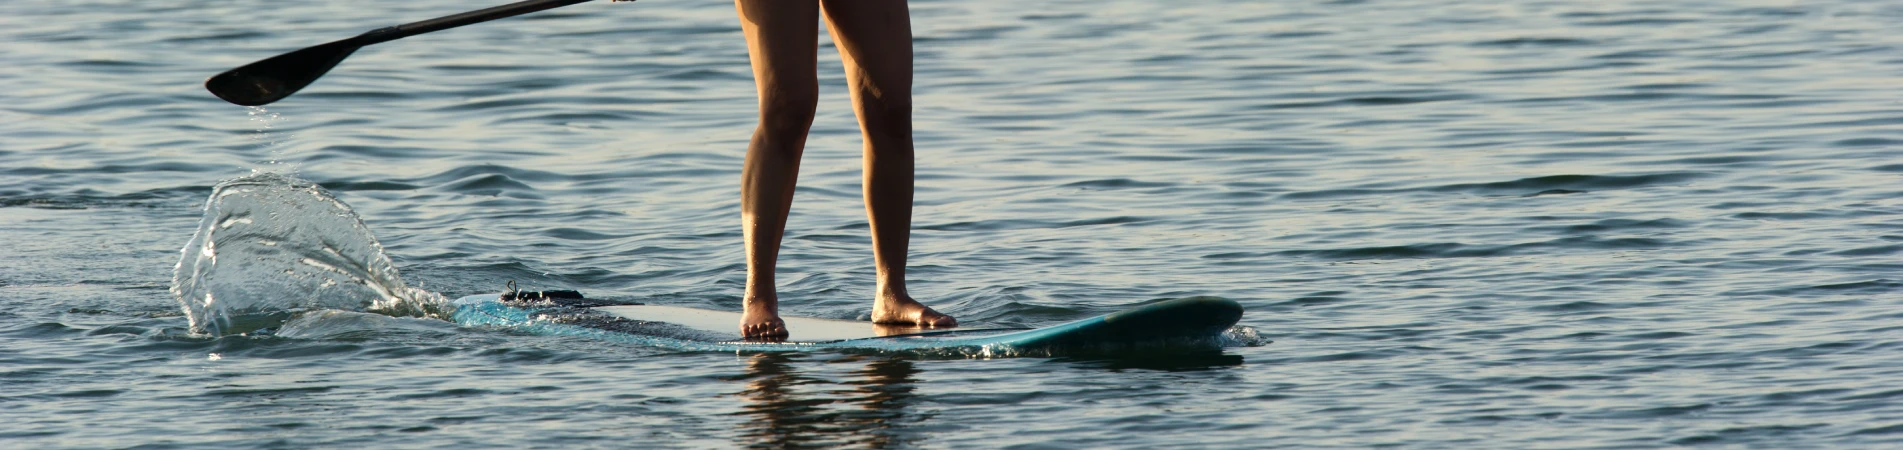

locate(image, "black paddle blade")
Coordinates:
205 38 361 106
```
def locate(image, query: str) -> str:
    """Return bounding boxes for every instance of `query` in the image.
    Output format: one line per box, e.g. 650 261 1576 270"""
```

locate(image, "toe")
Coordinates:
924 310 956 328
742 319 788 339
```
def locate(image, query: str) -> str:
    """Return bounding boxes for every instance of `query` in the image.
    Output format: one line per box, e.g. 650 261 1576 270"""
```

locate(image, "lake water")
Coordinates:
4 0 1901 447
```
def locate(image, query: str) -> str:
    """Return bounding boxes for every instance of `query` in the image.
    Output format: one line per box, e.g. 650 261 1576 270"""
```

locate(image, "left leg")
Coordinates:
819 0 953 327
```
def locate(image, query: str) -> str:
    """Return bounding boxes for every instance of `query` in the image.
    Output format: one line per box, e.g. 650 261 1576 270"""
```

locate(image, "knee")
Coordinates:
757 88 818 136
857 95 912 141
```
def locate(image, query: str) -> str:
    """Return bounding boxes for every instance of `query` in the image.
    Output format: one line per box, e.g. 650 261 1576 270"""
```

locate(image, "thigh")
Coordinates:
735 0 821 102
819 0 912 104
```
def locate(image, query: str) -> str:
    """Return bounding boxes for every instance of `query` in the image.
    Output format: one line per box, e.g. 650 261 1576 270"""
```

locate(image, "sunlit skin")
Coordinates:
734 0 956 339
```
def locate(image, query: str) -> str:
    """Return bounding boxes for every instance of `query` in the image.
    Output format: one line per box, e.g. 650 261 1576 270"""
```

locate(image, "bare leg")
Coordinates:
821 0 954 327
735 0 821 339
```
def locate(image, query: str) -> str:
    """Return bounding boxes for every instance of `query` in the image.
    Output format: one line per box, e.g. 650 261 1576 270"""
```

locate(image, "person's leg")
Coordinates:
735 0 821 339
819 0 954 327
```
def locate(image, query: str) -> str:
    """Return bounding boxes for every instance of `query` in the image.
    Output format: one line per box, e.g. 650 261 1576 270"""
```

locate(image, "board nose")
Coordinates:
1102 296 1244 337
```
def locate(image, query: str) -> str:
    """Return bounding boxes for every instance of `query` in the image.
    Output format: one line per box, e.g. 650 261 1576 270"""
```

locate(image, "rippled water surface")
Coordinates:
5 0 1901 447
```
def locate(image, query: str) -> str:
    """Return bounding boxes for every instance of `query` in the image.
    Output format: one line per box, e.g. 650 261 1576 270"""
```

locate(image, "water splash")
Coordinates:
171 172 449 335
245 106 295 172
275 310 462 340
1222 325 1271 347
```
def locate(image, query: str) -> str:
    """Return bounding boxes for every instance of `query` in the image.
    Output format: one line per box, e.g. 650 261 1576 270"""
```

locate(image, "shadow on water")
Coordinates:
724 353 926 449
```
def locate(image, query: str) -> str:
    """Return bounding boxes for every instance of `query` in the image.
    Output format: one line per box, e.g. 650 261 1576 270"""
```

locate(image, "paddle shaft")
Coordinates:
353 0 597 46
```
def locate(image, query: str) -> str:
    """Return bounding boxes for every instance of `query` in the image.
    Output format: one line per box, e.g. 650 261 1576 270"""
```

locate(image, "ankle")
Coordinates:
875 284 908 300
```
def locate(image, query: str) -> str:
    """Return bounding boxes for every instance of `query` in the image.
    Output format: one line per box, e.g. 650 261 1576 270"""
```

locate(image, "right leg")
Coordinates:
735 0 820 339
818 0 953 328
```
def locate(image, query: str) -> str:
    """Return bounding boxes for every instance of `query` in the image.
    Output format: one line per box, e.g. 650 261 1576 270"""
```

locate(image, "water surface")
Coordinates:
4 0 1901 447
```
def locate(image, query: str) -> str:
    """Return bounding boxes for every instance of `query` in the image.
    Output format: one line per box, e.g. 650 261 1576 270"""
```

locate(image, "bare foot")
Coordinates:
871 291 956 328
739 295 788 340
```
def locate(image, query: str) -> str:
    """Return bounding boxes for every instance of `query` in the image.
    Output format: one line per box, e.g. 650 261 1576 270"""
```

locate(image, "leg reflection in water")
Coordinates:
724 353 925 449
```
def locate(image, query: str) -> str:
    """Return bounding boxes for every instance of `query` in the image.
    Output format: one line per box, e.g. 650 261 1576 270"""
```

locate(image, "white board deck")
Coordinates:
455 294 1248 353
592 305 930 342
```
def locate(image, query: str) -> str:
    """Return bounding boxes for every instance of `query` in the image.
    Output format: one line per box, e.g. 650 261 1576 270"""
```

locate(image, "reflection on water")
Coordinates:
726 354 924 449
1058 351 1245 372
721 352 1246 448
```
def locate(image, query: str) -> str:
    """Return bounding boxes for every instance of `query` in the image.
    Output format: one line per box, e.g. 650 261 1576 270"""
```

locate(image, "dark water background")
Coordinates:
4 0 1901 447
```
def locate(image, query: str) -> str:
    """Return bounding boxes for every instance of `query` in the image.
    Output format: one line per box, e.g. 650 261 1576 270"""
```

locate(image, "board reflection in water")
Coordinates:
726 354 925 449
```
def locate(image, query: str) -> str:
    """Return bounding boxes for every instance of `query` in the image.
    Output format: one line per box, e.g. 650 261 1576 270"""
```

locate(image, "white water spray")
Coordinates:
171 172 449 335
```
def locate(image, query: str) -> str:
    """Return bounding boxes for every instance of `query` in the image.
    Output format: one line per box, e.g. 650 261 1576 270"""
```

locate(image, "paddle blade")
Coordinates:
205 39 361 106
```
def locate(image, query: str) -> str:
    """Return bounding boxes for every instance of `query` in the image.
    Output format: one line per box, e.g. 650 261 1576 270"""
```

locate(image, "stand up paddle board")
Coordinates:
450 290 1248 356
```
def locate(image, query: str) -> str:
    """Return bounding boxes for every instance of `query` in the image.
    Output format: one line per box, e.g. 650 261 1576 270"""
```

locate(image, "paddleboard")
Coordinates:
450 290 1248 356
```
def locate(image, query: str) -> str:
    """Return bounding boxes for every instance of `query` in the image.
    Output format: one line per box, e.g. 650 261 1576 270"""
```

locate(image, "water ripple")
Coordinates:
4 0 1902 447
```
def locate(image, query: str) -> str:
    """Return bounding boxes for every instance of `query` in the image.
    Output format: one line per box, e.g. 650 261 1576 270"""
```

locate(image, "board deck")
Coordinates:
591 304 932 342
450 292 1247 356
